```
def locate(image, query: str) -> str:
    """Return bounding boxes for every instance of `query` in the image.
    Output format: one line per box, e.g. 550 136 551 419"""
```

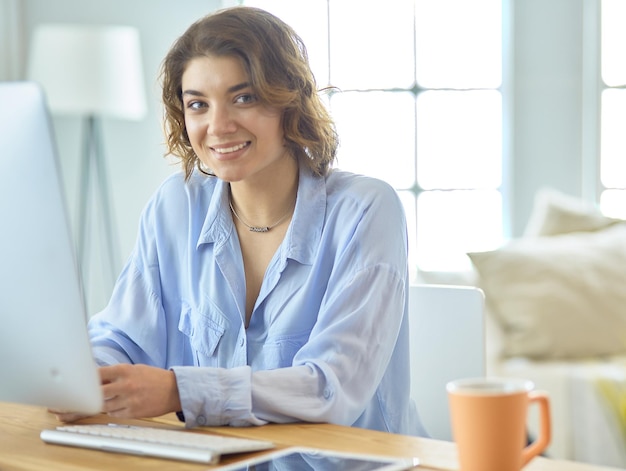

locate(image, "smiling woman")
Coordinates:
160 7 337 181
181 55 288 186
53 6 423 438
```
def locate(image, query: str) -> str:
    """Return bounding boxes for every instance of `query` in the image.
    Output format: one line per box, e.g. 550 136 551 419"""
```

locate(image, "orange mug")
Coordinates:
447 377 550 471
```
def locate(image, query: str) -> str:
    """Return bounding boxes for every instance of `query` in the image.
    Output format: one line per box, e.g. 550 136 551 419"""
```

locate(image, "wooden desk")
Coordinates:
0 401 619 471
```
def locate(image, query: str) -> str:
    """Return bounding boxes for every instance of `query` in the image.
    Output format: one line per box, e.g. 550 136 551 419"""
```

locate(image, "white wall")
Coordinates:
511 0 590 235
0 0 22 80
3 0 597 312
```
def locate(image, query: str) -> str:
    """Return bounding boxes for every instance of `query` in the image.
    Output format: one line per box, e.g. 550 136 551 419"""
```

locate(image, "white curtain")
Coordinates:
0 0 22 80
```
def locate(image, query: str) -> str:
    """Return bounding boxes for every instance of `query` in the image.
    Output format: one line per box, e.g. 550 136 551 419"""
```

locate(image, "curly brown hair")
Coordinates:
160 6 338 180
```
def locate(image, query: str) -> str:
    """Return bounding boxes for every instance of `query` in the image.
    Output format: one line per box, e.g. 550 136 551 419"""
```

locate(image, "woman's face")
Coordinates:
181 55 290 184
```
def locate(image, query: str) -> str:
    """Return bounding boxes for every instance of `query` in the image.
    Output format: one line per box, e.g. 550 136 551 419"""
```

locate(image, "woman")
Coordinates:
56 6 422 436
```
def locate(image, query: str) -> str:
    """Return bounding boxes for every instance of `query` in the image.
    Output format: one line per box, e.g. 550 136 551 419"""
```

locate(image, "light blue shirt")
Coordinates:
88 163 423 436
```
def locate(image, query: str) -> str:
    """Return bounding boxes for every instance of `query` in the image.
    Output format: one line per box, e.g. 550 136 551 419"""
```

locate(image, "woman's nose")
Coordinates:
207 105 236 135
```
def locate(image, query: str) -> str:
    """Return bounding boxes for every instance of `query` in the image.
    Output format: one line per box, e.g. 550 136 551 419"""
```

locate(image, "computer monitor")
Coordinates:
0 81 103 414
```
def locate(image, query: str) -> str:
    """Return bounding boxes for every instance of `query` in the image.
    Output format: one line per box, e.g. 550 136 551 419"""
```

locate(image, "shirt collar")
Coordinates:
197 177 232 248
284 163 326 265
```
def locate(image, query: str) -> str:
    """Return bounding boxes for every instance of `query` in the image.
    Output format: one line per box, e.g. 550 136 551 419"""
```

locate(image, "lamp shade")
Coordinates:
27 24 147 120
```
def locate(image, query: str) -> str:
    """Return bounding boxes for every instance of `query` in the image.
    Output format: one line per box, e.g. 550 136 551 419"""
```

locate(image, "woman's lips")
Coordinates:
211 141 250 154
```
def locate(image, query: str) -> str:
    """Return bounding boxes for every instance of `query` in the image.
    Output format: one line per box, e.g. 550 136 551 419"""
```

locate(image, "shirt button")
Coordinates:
197 415 207 426
323 388 331 399
239 337 245 347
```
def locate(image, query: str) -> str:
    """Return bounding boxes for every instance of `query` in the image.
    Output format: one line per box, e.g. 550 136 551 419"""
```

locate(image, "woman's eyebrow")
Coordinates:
181 82 251 98
181 89 203 98
228 82 251 93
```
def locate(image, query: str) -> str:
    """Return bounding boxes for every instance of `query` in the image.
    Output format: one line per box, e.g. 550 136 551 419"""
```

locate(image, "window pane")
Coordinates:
329 0 415 89
243 0 504 276
415 0 502 89
331 91 415 188
601 89 626 188
416 190 502 271
244 0 329 86
602 0 626 86
600 189 626 219
416 90 501 190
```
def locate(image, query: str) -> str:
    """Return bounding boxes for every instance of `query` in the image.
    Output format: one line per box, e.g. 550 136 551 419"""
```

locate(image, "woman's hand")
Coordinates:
50 364 181 422
48 410 93 423
99 364 182 419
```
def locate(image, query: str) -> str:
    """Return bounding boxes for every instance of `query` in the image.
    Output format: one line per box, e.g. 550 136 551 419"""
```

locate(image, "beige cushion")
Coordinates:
524 188 621 237
468 223 626 360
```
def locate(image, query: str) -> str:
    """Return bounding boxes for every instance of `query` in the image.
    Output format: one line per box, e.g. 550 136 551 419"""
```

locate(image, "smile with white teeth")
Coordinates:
212 142 249 154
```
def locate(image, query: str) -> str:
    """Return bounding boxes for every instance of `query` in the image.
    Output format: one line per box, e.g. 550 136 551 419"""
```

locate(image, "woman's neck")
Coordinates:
229 158 299 227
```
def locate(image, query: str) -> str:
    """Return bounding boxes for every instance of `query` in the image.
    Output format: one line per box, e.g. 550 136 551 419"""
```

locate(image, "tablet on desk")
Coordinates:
216 447 418 470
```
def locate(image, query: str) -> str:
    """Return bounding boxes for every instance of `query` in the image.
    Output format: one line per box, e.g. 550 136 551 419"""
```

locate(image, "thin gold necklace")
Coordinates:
229 200 293 233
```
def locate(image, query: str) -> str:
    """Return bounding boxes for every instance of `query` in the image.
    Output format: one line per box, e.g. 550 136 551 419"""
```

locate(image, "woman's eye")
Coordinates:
185 101 206 111
235 93 257 105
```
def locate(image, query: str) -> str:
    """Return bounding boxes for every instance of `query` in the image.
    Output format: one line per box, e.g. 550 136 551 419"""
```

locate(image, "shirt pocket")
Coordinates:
178 302 229 362
255 330 312 369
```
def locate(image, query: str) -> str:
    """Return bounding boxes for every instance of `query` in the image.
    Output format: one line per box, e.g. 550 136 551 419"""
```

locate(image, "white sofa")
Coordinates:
418 188 626 468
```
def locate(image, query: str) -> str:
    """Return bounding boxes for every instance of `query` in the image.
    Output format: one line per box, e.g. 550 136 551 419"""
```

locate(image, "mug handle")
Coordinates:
521 390 551 466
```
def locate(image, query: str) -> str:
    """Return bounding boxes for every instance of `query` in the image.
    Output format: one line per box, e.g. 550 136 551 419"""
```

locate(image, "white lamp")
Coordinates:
27 24 147 298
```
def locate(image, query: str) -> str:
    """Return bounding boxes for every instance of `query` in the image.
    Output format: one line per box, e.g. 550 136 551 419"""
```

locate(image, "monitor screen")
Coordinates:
0 81 102 414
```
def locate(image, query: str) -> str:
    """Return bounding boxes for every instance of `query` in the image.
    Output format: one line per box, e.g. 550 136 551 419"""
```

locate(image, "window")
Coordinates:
600 0 626 218
244 0 504 275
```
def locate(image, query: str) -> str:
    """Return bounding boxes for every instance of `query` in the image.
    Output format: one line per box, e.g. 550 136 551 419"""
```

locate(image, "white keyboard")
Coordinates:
40 424 275 464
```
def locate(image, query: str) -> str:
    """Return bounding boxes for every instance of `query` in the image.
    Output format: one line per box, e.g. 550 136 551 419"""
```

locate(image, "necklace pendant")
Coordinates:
249 226 270 233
